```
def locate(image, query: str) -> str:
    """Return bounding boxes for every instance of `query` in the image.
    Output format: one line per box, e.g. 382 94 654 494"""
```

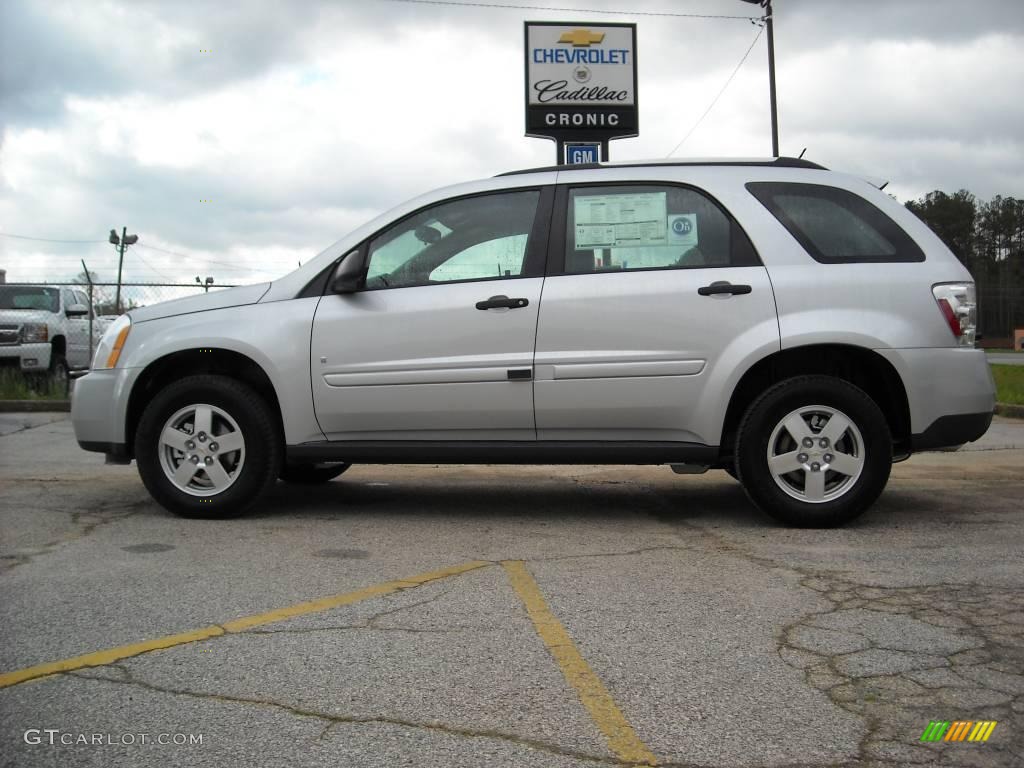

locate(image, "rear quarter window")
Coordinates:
746 181 925 263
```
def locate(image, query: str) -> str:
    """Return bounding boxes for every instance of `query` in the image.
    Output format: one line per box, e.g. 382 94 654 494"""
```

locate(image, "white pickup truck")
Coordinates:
0 284 96 385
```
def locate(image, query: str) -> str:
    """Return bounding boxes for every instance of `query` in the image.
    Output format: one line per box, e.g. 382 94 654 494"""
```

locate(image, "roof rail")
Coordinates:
496 156 827 177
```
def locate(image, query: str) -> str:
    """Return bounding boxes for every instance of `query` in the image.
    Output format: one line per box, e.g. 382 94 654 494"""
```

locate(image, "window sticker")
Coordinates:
573 192 668 249
667 214 698 247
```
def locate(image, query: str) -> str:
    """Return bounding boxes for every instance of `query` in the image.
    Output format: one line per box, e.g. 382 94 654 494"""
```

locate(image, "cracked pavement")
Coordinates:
1 414 1022 767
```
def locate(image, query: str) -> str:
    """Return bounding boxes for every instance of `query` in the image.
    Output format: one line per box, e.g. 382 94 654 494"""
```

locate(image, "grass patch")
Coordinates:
0 368 67 400
991 364 1024 405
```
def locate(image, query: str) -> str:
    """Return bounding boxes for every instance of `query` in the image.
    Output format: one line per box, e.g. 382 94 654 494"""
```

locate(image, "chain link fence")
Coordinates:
977 287 1024 349
0 281 237 398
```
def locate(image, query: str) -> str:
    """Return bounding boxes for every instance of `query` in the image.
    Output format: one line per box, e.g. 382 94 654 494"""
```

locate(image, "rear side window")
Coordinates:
563 184 760 274
746 182 924 263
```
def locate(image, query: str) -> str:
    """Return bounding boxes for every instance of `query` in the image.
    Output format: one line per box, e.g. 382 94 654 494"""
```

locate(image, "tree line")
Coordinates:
906 191 1024 345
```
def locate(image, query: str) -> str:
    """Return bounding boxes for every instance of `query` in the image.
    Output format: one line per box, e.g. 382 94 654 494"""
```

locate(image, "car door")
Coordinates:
311 186 553 441
533 182 780 446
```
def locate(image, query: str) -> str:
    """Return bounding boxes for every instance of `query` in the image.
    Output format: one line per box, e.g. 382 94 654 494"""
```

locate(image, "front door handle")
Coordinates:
475 295 530 310
697 281 752 296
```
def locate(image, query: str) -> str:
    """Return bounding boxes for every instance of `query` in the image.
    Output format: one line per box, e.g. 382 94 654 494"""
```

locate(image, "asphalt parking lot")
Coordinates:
1 414 1022 768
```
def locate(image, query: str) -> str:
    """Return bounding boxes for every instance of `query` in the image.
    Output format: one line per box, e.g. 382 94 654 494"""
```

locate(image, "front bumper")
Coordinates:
71 367 137 457
0 343 52 371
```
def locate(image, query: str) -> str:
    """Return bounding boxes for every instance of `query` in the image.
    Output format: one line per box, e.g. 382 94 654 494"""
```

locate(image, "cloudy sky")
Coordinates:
1 0 1022 286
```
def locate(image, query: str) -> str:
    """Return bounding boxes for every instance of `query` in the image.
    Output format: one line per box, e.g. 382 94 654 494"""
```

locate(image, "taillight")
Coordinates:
932 283 976 347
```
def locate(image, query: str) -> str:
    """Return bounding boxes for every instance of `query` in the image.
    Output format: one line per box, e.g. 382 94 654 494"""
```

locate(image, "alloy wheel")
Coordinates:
765 404 865 504
158 403 245 496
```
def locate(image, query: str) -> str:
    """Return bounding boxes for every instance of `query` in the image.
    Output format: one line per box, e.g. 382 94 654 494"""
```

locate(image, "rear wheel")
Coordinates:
135 375 281 518
735 375 891 528
279 463 351 484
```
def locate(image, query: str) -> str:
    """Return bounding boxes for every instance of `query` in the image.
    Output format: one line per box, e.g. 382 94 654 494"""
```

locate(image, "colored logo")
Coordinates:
672 218 693 235
573 65 592 83
920 721 997 743
558 29 606 47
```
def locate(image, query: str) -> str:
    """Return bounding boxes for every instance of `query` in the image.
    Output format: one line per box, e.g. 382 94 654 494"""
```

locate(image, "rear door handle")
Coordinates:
475 295 530 310
697 281 752 296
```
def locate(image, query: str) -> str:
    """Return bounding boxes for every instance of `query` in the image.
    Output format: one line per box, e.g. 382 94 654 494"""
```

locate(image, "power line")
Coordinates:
382 0 762 20
0 232 106 244
132 250 176 281
666 23 765 157
134 242 190 259
135 243 296 271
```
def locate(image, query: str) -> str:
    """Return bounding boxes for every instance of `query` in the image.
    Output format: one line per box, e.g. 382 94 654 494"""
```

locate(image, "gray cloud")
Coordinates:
782 0 1024 43
2 0 1022 285
0 2 120 126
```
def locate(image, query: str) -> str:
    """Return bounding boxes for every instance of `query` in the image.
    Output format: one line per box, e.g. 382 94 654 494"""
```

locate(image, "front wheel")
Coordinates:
135 375 281 518
735 375 892 528
49 354 69 391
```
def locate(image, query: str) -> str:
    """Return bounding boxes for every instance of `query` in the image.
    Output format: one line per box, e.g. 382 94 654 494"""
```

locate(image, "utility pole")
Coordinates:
765 0 779 156
109 227 138 314
740 0 779 156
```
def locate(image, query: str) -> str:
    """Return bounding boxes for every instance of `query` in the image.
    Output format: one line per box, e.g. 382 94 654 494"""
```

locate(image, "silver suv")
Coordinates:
71 158 995 527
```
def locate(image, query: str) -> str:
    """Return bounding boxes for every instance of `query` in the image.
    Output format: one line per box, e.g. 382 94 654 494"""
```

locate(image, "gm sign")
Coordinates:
566 144 600 164
524 21 638 145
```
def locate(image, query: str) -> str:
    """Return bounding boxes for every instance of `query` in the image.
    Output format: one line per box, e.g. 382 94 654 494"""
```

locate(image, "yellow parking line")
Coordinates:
0 560 489 690
502 560 658 766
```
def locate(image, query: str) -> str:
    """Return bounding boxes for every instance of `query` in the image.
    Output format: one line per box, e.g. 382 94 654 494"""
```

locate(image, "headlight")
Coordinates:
21 323 49 343
92 315 132 369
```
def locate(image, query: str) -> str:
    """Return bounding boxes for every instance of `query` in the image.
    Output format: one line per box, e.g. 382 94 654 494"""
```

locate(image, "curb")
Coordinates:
995 402 1024 419
0 400 71 413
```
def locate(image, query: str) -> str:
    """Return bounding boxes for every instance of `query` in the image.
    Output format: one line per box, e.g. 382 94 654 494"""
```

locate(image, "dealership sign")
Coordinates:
524 21 638 152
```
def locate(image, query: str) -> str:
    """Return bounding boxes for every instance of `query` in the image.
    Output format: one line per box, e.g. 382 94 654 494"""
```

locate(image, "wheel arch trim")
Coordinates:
719 343 913 458
123 346 286 457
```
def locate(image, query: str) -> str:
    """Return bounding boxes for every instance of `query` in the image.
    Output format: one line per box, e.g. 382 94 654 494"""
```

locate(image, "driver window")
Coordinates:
365 190 539 289
429 235 529 282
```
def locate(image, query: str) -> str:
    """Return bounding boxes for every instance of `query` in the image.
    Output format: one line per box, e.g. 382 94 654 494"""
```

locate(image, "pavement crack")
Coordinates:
64 669 643 766
0 499 145 572
775 574 1024 764
635 481 1023 763
525 545 701 563
242 624 479 636
239 586 500 636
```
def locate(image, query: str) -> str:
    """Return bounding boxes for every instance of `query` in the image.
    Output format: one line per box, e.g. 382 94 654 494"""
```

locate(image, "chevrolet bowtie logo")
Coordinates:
558 29 605 47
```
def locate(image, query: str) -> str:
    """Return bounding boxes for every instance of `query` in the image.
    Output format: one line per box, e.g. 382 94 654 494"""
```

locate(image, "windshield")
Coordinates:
0 286 60 313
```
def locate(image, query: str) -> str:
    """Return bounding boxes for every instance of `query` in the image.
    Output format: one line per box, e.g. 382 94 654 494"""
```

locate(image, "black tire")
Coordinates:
135 375 281 518
48 354 69 392
279 463 351 484
735 375 891 528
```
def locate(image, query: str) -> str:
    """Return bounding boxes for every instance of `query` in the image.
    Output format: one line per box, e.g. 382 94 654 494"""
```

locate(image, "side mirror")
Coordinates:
330 251 366 294
66 303 89 317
